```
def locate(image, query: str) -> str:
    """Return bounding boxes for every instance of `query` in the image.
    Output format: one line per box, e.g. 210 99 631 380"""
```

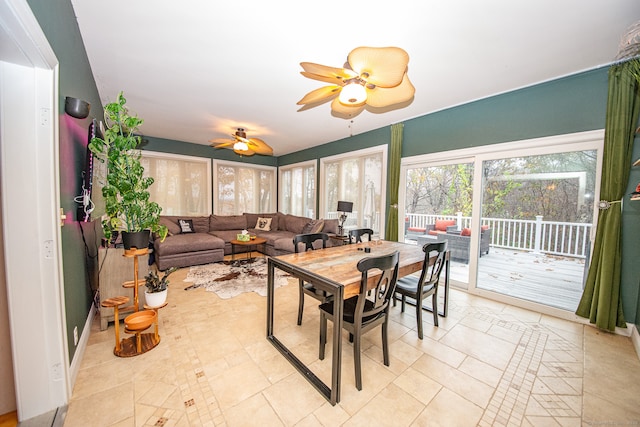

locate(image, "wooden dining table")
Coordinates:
266 240 450 405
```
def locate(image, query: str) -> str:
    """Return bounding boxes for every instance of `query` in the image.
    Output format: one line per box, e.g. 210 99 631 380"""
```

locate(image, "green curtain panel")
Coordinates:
385 123 403 241
576 59 640 331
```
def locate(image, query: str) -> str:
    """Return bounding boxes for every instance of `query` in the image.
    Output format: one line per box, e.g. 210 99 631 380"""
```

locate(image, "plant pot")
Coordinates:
144 289 167 308
122 230 150 250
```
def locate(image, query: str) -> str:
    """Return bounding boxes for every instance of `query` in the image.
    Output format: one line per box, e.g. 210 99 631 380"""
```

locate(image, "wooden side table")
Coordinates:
230 237 267 261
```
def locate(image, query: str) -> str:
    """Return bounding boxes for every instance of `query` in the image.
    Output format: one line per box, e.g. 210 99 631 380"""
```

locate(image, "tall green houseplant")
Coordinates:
89 92 167 247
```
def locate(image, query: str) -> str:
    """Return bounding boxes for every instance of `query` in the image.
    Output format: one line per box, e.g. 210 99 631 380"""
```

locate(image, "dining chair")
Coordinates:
319 250 400 390
294 232 331 325
394 241 447 338
348 228 373 244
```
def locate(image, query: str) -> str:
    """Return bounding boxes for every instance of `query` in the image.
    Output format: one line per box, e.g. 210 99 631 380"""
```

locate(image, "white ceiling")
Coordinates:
70 1 640 156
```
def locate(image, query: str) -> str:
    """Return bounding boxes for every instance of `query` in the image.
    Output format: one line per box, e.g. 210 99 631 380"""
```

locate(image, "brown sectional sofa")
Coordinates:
153 212 339 270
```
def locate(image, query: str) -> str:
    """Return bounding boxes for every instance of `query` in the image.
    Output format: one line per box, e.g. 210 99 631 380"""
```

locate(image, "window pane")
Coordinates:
140 153 210 216
214 161 276 215
279 162 316 217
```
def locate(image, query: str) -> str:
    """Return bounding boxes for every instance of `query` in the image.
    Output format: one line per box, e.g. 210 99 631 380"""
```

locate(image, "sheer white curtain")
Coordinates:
320 145 387 235
140 151 211 215
213 160 277 215
279 160 316 217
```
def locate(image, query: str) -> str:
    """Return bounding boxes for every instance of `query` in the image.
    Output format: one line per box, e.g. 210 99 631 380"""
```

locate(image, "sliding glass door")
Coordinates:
476 149 597 311
399 131 603 314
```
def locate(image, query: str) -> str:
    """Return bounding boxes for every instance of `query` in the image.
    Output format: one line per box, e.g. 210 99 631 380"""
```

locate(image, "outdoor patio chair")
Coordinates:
348 228 373 244
394 241 447 338
319 250 400 390
294 232 330 325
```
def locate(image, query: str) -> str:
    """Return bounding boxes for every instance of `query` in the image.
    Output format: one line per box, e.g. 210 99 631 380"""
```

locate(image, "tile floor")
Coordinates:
64 265 640 426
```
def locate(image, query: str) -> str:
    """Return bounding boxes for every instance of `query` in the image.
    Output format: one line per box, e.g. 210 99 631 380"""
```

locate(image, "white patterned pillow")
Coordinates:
255 217 272 231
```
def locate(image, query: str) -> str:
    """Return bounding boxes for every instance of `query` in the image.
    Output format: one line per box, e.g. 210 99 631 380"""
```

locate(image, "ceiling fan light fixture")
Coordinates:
339 81 367 106
233 141 249 151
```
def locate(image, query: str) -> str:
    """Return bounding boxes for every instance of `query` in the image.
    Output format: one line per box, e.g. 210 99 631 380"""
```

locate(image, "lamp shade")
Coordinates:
337 201 353 213
65 97 90 119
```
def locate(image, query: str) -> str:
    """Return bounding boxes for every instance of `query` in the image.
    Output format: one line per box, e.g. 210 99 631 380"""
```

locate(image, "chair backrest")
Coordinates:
293 233 329 253
353 251 400 322
419 241 448 289
349 228 373 244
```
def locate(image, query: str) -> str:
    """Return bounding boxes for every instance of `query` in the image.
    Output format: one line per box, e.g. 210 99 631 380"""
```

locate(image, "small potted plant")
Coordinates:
89 91 167 249
144 267 178 307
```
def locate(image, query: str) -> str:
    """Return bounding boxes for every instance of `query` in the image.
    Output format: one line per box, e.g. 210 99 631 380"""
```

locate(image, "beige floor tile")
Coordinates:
66 263 640 426
413 387 484 427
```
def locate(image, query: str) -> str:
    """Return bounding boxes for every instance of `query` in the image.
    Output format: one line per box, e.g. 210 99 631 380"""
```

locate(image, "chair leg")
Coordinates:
353 328 362 391
416 294 423 340
401 294 406 313
382 318 390 366
319 312 326 360
297 281 304 325
432 291 439 327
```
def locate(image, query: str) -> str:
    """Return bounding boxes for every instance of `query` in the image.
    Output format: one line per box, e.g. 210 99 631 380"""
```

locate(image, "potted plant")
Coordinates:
144 267 177 307
89 92 167 249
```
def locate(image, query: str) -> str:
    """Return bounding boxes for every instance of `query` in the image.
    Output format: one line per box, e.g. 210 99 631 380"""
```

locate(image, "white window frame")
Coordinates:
140 150 212 215
212 159 277 214
319 144 388 236
278 159 317 217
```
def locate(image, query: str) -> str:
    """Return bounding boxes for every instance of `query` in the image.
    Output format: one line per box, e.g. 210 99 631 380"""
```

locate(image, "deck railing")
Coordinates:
406 213 592 259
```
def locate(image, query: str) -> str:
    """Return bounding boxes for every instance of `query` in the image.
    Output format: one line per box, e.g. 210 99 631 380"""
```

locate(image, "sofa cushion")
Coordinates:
160 215 209 234
209 230 242 242
323 218 338 234
210 214 247 231
243 213 279 231
460 228 471 236
283 214 312 234
154 233 225 256
159 216 181 236
252 230 294 248
435 219 456 232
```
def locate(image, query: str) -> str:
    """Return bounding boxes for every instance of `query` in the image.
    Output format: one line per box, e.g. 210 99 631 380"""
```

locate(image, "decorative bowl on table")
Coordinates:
250 235 256 240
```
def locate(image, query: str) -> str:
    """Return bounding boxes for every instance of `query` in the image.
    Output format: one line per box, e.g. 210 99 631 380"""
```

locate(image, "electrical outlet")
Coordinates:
73 326 78 346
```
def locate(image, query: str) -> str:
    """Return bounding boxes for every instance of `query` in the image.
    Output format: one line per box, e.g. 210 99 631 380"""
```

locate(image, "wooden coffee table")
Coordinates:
230 236 267 261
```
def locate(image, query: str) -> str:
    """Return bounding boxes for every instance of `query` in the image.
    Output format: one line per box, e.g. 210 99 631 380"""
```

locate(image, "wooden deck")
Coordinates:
448 247 586 311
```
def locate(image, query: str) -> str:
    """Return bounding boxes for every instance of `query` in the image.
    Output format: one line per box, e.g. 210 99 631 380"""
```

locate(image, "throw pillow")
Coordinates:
461 228 472 236
301 219 324 234
255 217 272 231
178 219 195 234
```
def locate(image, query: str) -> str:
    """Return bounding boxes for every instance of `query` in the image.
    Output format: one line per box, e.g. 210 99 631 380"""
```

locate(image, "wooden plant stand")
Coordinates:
101 247 167 357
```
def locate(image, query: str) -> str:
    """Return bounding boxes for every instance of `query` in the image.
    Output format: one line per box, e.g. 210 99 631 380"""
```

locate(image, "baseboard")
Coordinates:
68 305 96 389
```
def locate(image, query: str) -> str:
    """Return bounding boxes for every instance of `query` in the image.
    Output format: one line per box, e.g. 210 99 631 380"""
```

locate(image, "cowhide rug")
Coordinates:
184 258 290 299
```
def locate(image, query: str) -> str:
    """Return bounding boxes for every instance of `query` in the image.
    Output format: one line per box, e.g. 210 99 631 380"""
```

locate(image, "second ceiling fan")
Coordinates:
209 128 273 156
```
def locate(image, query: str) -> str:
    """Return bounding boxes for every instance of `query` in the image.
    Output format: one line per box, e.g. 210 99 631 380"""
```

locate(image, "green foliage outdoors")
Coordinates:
88 92 167 241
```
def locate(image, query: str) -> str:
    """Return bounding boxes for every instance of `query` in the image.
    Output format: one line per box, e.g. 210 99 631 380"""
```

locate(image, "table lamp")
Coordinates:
337 201 353 236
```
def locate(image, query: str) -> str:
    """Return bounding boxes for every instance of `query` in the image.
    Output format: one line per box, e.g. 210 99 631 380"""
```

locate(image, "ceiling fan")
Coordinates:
209 128 273 156
297 46 415 118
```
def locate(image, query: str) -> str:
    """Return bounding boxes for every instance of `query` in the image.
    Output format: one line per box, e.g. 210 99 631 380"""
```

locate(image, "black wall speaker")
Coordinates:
65 97 90 119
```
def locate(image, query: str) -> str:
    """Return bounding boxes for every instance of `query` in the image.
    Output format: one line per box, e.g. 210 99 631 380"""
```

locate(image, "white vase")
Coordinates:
144 289 167 307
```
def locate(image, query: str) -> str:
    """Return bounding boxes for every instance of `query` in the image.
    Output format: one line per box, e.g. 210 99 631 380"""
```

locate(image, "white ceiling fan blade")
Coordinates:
365 74 415 107
300 62 355 80
297 85 341 105
348 46 409 88
247 138 273 156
